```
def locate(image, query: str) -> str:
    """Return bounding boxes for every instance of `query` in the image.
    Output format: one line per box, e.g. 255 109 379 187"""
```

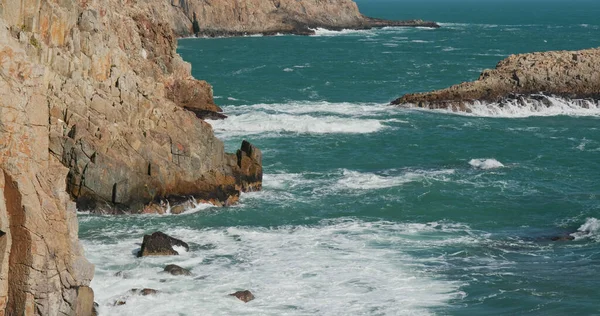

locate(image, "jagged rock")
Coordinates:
138 232 189 257
164 264 192 276
93 302 99 316
392 48 600 110
236 140 263 192
229 290 255 303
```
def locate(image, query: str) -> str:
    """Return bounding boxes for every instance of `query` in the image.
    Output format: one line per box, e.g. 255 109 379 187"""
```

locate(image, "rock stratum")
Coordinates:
392 48 600 110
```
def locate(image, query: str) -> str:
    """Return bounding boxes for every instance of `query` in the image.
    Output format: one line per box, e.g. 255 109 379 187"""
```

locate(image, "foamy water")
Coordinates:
86 219 466 316
469 159 505 170
436 96 600 118
206 102 395 138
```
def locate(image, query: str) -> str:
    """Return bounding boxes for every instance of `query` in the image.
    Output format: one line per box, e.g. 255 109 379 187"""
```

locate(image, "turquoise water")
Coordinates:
80 1 600 314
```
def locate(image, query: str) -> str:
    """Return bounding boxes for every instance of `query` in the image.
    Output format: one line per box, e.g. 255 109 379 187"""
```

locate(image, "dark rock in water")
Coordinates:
138 231 189 257
551 235 575 241
92 302 99 316
164 264 192 276
114 288 160 306
229 290 255 303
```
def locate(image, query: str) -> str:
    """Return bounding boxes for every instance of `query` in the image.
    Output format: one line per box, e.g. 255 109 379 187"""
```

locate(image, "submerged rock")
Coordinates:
550 235 575 241
138 232 189 257
229 290 255 303
164 264 192 276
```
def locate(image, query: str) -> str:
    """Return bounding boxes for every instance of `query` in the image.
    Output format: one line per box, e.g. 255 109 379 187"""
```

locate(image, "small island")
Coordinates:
392 48 600 111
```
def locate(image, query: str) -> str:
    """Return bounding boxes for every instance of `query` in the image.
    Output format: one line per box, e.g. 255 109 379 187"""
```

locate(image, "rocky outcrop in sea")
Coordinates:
392 48 600 111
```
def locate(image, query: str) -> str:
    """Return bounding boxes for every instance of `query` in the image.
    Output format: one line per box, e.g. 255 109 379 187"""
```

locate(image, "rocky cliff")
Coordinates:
392 48 600 110
0 0 264 313
165 0 439 36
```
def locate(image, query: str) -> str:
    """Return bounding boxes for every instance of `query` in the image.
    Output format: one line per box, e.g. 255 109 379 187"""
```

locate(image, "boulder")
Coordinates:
164 264 192 276
229 290 255 303
138 232 189 257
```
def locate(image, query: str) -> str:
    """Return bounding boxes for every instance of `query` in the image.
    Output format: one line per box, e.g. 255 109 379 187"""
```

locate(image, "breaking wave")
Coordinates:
206 101 394 138
405 95 600 118
469 159 504 170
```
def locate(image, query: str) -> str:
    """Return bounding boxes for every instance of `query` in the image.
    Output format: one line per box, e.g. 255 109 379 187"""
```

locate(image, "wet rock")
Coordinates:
229 290 255 303
138 231 189 257
164 264 192 276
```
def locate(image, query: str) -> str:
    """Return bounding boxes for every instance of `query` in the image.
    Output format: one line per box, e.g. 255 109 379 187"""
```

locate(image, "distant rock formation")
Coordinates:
392 48 600 110
164 0 439 37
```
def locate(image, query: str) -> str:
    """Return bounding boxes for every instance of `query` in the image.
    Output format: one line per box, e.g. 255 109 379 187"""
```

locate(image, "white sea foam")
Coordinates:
310 27 376 37
220 101 392 116
206 101 394 138
283 67 294 72
207 112 384 137
413 96 600 118
336 169 455 190
85 218 467 316
571 218 600 241
469 159 504 170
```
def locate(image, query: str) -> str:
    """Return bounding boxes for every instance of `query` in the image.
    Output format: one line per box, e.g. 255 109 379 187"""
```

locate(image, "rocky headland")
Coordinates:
392 48 600 111
166 0 439 37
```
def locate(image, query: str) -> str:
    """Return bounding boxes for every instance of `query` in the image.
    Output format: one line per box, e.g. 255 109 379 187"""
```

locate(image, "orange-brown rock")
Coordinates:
0 0 266 215
0 17 94 316
160 0 439 37
392 48 600 110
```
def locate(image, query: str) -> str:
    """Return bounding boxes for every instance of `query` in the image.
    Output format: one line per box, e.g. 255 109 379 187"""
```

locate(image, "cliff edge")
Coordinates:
392 48 600 111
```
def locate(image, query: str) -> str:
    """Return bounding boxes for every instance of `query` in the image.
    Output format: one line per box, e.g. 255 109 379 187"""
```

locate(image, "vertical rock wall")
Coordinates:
0 18 94 315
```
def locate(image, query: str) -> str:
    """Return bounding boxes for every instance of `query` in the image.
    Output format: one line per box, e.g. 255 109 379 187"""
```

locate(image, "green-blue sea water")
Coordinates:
80 0 600 314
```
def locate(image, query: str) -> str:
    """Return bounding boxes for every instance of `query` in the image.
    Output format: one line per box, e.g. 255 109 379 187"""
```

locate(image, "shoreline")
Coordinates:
392 47 600 110
181 18 440 38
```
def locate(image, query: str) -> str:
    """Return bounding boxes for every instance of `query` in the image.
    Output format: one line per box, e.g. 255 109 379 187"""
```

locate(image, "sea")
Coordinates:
79 0 600 314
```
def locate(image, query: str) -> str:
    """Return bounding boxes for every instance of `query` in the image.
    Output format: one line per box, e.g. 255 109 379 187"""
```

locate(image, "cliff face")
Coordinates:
165 0 438 36
0 0 263 313
0 17 94 316
1 0 263 215
392 48 600 110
